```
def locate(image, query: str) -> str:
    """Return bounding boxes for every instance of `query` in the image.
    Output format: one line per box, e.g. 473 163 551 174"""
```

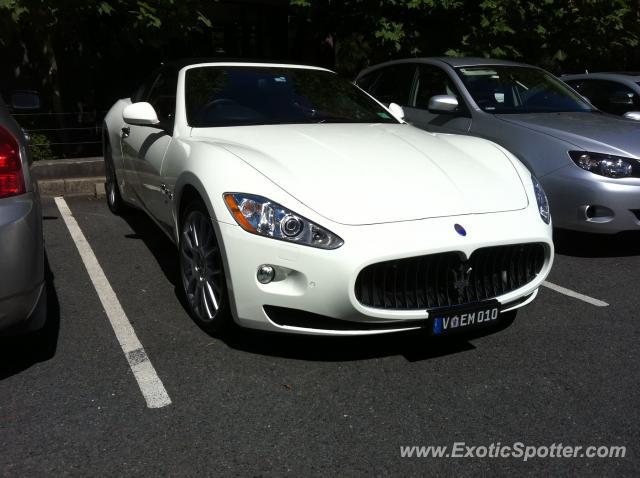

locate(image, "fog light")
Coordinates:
257 264 275 284
585 205 595 219
582 205 615 223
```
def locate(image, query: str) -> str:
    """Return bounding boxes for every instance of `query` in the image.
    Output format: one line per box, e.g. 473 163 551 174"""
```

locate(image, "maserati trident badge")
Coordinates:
451 263 473 296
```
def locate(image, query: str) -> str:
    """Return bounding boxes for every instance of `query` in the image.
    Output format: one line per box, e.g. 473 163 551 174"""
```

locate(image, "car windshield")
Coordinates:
185 66 398 127
456 65 594 114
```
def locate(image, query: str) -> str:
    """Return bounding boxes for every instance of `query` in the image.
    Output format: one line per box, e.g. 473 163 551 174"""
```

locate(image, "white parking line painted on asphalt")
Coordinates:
542 281 609 307
54 197 172 409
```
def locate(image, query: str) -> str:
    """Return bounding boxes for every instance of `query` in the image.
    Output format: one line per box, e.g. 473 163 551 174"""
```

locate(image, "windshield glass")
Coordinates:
185 66 398 127
456 66 594 114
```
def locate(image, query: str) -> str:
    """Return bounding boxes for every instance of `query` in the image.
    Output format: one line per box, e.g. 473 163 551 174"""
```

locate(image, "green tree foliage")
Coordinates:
0 0 215 47
290 0 640 75
1 0 639 111
27 132 53 161
0 0 216 111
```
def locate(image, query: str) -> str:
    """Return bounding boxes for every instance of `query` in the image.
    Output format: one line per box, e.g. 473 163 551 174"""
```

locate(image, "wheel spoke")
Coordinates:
200 283 213 318
182 229 195 253
181 243 195 262
191 222 200 248
203 245 219 258
185 275 197 297
205 281 219 312
203 227 215 250
194 282 203 311
210 280 223 294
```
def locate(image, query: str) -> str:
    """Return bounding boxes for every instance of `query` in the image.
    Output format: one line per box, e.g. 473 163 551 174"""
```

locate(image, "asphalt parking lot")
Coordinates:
1 196 639 476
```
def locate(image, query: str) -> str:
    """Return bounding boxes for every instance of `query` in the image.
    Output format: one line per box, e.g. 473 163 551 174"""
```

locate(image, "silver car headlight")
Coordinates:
532 175 550 224
569 151 638 178
223 193 344 250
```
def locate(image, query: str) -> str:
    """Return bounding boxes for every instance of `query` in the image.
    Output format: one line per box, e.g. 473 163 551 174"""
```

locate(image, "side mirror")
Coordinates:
123 102 160 126
623 111 640 121
388 102 405 121
10 90 40 110
428 95 459 114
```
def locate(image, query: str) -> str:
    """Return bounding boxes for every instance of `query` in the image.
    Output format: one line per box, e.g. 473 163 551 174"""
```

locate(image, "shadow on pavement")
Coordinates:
119 208 195 313
220 327 478 362
120 209 180 286
0 254 61 380
553 229 640 258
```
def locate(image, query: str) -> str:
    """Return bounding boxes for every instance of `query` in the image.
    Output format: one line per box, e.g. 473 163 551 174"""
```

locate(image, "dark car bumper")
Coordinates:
0 192 45 332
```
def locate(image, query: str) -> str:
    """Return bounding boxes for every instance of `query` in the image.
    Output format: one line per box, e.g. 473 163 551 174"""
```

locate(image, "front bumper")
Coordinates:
217 207 553 336
543 165 640 233
0 192 45 332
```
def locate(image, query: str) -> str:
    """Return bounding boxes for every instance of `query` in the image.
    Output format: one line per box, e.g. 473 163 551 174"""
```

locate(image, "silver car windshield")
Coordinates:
456 66 594 114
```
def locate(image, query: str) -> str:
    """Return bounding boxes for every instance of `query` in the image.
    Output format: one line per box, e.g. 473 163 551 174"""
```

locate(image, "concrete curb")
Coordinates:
38 177 106 198
33 157 106 197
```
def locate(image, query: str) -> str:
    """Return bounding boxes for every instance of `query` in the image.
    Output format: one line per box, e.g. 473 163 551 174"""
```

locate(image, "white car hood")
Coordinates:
191 123 528 225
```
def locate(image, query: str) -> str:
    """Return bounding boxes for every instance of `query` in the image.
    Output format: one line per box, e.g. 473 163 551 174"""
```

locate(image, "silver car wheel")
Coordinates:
180 210 224 322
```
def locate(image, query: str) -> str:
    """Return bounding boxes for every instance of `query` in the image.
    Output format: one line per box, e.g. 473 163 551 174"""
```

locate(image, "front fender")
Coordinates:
171 139 318 235
173 172 216 240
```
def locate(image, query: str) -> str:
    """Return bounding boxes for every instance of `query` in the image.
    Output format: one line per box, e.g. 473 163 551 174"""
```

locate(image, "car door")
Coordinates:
402 64 471 133
121 67 177 228
116 76 154 198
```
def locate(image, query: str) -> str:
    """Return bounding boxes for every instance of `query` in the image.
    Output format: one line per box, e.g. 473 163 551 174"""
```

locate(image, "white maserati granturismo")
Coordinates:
103 60 554 336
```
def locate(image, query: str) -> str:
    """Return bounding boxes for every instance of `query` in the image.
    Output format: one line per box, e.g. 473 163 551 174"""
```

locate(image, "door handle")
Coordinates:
121 126 130 138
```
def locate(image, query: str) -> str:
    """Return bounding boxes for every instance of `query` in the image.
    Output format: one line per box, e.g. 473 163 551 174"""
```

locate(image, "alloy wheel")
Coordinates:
180 210 225 323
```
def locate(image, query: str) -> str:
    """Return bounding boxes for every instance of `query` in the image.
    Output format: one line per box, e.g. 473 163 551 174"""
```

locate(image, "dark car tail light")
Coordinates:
0 125 26 199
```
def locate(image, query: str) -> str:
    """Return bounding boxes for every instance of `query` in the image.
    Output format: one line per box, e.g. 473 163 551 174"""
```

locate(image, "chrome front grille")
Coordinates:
354 243 546 310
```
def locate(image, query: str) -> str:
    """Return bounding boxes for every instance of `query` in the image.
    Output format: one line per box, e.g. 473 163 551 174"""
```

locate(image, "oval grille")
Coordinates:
354 243 546 310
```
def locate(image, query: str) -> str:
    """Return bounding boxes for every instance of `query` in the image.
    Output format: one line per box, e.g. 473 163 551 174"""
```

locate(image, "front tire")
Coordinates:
179 200 232 334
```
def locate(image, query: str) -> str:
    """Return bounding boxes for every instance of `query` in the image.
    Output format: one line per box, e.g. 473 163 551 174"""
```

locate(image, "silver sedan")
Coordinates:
356 57 640 233
0 93 46 334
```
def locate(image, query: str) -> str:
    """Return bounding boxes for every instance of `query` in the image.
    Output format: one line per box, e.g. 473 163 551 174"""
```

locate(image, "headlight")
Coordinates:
532 175 550 224
223 193 344 250
569 151 638 178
